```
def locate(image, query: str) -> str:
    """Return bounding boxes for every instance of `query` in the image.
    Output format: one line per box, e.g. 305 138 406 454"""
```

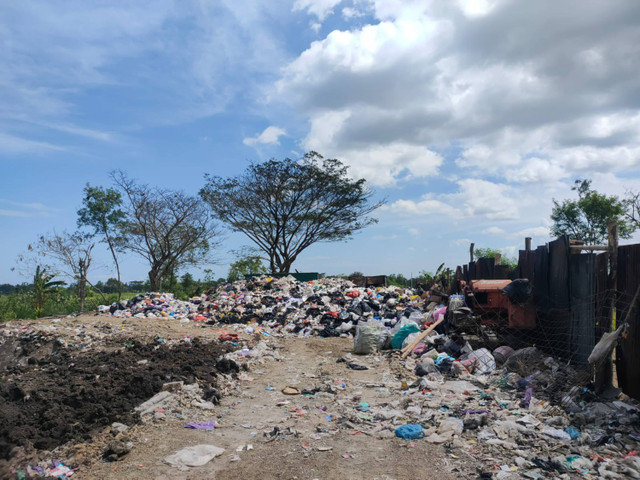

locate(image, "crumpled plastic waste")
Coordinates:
164 444 225 470
184 420 216 430
395 424 425 439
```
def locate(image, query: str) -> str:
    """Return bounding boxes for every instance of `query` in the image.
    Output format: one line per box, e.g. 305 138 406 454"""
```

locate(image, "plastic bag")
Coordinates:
402 331 421 350
395 424 425 439
466 348 496 374
378 327 392 351
353 320 382 355
391 324 420 350
502 279 532 304
588 324 624 364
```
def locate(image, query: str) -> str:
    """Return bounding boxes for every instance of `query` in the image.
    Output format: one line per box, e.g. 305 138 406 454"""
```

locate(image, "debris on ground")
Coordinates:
1 275 638 478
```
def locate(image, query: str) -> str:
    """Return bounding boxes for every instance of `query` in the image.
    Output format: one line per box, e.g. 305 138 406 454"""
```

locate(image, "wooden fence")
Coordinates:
455 235 640 400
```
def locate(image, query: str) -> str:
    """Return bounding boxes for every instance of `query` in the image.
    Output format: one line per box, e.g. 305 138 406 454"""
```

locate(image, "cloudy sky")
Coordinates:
2 0 640 284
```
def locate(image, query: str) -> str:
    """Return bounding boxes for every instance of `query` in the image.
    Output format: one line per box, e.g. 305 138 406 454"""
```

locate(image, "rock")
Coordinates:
111 422 129 434
504 347 544 375
162 381 184 392
102 440 131 462
135 391 175 415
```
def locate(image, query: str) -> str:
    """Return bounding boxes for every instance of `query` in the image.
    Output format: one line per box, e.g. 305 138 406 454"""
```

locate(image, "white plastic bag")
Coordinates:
354 320 382 355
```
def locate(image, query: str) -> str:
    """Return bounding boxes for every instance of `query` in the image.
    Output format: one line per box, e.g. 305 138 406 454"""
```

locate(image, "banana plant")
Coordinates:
33 265 66 317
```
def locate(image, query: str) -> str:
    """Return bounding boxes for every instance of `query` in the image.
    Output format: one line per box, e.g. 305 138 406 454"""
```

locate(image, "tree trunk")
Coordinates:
149 267 162 292
106 236 122 301
78 277 86 313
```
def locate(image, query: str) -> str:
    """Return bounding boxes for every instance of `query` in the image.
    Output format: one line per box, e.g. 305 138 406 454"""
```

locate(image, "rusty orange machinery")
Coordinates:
462 279 535 329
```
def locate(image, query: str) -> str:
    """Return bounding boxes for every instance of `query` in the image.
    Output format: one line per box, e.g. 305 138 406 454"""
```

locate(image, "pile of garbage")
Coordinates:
94 276 640 477
99 276 430 336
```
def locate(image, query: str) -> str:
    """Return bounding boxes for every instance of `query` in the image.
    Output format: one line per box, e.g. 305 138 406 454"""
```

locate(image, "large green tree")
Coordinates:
228 255 267 282
200 152 384 273
551 179 635 244
77 184 126 300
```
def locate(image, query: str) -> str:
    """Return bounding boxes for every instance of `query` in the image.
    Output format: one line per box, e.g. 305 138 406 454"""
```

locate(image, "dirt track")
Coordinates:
0 315 461 479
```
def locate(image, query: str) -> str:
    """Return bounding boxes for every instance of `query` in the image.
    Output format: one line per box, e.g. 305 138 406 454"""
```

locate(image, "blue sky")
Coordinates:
2 0 640 285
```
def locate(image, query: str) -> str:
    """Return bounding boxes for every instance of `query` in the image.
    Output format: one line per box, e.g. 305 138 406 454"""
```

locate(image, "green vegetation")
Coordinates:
0 291 138 322
33 266 66 317
77 184 126 300
474 247 518 269
228 256 267 282
551 179 635 244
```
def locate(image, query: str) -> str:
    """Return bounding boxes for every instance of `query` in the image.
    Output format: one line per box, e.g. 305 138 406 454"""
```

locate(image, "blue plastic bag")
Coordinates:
565 427 581 440
395 424 425 440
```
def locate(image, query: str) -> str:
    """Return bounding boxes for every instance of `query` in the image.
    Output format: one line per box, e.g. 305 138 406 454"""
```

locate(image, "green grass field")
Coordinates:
0 292 140 321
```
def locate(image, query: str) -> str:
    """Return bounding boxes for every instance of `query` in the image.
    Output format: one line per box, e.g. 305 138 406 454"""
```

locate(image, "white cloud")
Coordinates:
456 0 502 18
407 227 419 236
482 226 505 235
456 179 519 220
0 200 57 217
373 234 398 240
452 238 473 246
293 0 344 21
276 0 640 190
0 132 66 154
243 126 287 147
386 198 460 217
514 226 551 238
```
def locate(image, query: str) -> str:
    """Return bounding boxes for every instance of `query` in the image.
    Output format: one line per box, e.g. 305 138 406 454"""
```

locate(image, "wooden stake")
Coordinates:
401 315 446 358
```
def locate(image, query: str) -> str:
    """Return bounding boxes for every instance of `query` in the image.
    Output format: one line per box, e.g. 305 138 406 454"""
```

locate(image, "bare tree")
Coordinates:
112 171 221 291
624 189 640 230
36 231 98 312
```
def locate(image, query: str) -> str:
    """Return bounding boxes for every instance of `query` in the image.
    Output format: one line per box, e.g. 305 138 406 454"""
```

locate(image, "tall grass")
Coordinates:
0 292 139 321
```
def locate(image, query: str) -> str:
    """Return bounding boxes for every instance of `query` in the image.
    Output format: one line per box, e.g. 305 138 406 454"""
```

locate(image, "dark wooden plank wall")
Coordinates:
569 253 596 365
616 244 640 400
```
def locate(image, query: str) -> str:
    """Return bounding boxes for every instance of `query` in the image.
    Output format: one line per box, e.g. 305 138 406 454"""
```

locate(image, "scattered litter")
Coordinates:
184 421 216 430
282 386 301 395
164 444 225 471
395 424 425 440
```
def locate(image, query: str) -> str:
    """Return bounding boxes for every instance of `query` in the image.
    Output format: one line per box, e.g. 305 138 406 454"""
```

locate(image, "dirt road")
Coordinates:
1 316 462 480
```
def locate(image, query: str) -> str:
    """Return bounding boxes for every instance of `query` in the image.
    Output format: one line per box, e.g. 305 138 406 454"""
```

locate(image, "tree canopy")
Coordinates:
77 183 126 299
551 179 635 244
228 255 267 282
112 171 221 291
473 248 518 269
200 152 384 273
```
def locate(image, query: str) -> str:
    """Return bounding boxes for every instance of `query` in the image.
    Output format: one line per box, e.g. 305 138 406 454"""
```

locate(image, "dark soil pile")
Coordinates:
0 337 237 461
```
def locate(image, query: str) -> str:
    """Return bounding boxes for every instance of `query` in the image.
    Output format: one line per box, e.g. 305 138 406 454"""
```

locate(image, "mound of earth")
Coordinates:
0 337 237 462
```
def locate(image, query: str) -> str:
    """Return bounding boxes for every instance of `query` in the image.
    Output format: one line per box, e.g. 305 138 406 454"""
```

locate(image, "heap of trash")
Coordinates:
96 275 640 477
99 276 429 337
